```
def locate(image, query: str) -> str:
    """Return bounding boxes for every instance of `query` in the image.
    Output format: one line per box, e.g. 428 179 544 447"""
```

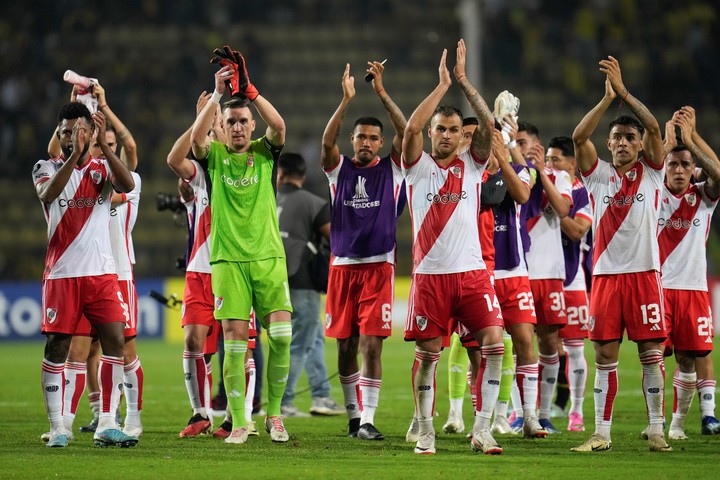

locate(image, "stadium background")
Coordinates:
1 0 719 340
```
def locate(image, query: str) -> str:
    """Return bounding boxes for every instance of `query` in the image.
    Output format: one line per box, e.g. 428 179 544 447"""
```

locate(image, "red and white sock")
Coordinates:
515 363 539 418
473 343 504 432
359 376 381 426
205 361 213 412
563 339 587 416
98 355 124 431
413 347 440 434
594 362 618 438
183 350 207 416
538 352 560 419
244 358 256 423
639 350 665 434
698 379 717 418
340 372 361 421
63 361 87 431
42 359 65 433
123 357 144 428
88 391 101 419
670 370 696 430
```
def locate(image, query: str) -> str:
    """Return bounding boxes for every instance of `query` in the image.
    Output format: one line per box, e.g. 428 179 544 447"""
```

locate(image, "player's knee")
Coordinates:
268 330 292 349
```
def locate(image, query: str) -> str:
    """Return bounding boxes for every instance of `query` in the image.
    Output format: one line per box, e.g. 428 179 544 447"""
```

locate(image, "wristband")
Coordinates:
98 104 107 110
506 140 517 149
210 91 222 104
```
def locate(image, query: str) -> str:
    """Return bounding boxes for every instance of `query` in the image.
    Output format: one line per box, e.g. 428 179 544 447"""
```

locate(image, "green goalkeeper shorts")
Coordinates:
211 258 292 323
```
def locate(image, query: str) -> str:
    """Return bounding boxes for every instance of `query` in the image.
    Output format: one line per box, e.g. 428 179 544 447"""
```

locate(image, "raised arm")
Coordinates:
560 215 592 242
369 60 406 161
192 65 233 159
675 107 720 197
493 130 530 204
253 94 285 148
321 64 355 170
528 143 570 218
403 49 451 167
37 121 88 204
454 39 493 161
48 87 80 158
93 83 138 171
94 111 134 193
601 56 662 168
572 76 615 174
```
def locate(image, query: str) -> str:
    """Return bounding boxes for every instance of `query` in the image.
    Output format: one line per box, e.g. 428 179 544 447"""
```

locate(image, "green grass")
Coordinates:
1 336 718 479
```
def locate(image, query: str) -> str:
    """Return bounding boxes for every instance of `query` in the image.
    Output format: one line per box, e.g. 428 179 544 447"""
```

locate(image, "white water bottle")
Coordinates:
63 70 94 89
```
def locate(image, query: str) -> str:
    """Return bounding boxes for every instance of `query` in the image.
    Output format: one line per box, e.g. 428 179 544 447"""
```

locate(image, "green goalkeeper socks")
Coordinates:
224 339 248 430
448 333 468 400
266 322 292 417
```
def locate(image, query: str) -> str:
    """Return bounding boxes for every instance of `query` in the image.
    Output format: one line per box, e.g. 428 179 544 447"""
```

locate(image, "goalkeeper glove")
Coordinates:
234 50 259 101
210 45 241 97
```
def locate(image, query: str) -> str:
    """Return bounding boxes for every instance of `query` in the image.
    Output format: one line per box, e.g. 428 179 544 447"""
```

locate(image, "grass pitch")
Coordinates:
1 336 718 479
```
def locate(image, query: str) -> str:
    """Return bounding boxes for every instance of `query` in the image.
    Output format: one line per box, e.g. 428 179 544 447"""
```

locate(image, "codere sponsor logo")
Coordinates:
602 193 644 206
220 173 258 188
58 195 105 209
426 191 467 204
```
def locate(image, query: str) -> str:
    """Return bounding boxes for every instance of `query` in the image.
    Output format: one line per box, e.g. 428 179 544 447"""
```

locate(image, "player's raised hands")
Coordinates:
454 39 467 82
367 60 385 94
527 141 546 171
491 128 508 164
92 111 108 145
214 65 235 96
674 110 695 146
196 91 212 116
341 63 356 101
438 49 451 87
70 120 89 162
663 119 678 153
677 106 697 132
599 56 627 98
92 83 107 106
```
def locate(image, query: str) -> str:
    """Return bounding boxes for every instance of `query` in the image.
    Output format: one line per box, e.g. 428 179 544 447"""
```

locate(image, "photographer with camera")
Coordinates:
276 152 342 418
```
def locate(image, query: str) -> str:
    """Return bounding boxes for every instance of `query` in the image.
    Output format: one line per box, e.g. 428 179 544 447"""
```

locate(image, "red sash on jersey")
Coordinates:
188 206 212 266
658 185 702 266
45 161 108 279
592 162 644 268
412 159 465 271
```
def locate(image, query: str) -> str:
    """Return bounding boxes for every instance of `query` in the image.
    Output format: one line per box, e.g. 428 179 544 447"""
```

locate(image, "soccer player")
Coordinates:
659 106 720 439
403 40 504 455
524 129 573 435
321 60 407 440
191 47 292 444
545 136 593 432
570 56 671 452
34 102 137 448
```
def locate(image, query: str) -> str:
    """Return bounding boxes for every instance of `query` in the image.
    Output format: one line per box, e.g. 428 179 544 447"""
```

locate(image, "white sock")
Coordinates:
594 362 618 439
245 358 256 423
42 359 65 433
339 372 360 420
63 361 87 431
670 370 696 430
538 353 560 419
88 391 100 418
510 355 523 417
413 347 440 434
359 376 381 426
123 357 144 427
563 340 587 416
98 355 124 431
639 350 665 433
698 379 717 418
205 361 213 412
473 344 504 432
516 363 539 418
183 350 206 416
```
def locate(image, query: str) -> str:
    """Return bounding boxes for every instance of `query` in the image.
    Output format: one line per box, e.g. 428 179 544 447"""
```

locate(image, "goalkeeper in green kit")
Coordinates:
191 45 292 444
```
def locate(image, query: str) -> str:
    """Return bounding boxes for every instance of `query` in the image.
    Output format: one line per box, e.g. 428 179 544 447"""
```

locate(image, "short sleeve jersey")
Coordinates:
658 182 718 291
32 156 116 280
526 168 573 280
205 137 284 263
325 154 405 265
183 160 212 274
109 172 141 280
403 150 487 274
582 155 664 275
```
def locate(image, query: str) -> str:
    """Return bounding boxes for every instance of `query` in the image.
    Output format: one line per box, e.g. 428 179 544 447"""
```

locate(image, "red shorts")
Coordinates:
530 279 567 327
494 276 537 327
42 275 127 335
325 263 394 339
663 289 714 353
559 290 589 340
588 271 667 342
182 272 215 329
404 270 503 341
248 311 257 350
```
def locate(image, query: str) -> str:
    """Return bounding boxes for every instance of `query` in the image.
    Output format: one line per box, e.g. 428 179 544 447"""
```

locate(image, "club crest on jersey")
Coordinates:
90 170 102 184
325 313 332 329
46 308 57 324
588 315 595 332
247 154 254 167
625 169 637 182
416 315 428 332
215 296 224 311
685 192 697 207
450 166 462 178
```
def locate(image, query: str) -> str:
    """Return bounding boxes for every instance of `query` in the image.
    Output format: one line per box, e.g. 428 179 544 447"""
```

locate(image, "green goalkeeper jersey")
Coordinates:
205 137 285 263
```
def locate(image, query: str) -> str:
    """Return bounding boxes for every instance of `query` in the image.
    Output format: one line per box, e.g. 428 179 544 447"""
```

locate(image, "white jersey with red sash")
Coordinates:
32 156 116 280
183 160 212 274
109 172 141 281
658 182 718 291
582 155 664 275
403 150 487 274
